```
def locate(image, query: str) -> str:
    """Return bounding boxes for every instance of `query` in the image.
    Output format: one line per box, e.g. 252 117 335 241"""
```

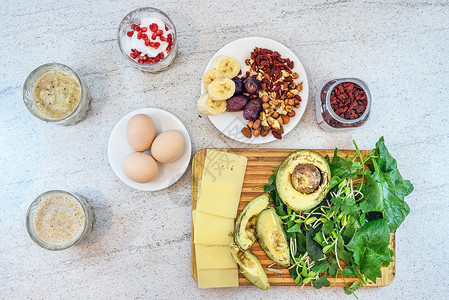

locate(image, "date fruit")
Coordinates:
243 98 263 121
227 95 249 112
232 78 244 95
244 77 260 95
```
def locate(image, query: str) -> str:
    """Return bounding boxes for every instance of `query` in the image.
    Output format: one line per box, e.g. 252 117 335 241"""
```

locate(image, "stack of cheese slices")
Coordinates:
192 149 247 288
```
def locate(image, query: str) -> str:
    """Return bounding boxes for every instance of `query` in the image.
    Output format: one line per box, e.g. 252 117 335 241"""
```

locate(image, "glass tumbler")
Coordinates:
117 7 178 72
23 63 90 125
26 190 94 251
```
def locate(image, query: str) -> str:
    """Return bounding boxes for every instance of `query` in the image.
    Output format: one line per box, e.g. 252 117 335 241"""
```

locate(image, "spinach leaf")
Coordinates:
372 136 396 172
346 219 393 283
360 158 413 233
306 229 324 260
296 232 307 254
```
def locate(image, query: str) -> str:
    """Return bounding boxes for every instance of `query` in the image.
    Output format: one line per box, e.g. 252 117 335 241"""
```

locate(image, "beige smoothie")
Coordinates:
33 192 85 246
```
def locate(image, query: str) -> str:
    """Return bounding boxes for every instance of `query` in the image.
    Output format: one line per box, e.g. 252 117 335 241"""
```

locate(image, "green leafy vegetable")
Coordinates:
360 137 414 233
260 137 413 296
344 281 361 295
346 219 393 282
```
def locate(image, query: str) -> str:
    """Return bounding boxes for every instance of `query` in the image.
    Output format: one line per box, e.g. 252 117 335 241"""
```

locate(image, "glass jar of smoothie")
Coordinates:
23 63 90 125
118 7 178 72
26 190 94 250
315 78 371 131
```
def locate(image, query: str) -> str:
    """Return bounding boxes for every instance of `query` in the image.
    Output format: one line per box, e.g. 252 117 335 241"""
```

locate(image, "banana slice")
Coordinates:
197 93 227 115
207 78 235 101
210 56 241 78
203 69 224 88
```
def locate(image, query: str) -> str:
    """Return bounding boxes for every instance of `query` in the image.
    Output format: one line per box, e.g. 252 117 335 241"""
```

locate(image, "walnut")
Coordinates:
268 117 280 130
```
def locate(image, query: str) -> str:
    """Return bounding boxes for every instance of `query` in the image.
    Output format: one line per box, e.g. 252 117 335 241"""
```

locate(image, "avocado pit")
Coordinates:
291 164 322 194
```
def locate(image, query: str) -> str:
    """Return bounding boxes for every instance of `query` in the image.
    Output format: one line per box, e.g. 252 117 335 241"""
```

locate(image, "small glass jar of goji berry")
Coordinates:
315 78 371 131
118 7 177 73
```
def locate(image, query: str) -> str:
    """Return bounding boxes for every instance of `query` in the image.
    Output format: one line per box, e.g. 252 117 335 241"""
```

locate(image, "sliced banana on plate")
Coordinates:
207 78 235 101
210 55 241 78
197 93 227 115
203 69 224 88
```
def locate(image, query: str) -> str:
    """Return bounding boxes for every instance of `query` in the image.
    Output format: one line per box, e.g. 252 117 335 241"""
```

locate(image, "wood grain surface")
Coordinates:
191 148 395 287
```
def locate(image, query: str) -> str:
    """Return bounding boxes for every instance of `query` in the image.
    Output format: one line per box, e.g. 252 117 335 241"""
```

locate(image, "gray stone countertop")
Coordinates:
1 0 448 299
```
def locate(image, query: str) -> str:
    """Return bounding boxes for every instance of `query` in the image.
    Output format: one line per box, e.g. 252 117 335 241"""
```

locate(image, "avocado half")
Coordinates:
276 150 331 211
257 208 290 266
229 243 270 290
235 194 271 250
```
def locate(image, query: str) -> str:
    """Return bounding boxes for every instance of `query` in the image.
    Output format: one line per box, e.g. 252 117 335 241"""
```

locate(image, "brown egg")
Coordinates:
122 152 159 183
151 130 185 163
126 114 156 151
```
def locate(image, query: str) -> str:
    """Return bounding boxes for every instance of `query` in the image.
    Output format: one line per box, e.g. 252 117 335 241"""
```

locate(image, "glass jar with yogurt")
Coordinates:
118 7 178 72
26 190 94 250
23 63 90 125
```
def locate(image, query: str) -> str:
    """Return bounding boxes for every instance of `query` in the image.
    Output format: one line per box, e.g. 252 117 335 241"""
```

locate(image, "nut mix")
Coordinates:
238 47 303 139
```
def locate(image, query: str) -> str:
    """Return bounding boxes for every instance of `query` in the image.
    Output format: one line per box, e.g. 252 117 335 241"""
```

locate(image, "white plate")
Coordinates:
201 37 309 144
108 108 191 191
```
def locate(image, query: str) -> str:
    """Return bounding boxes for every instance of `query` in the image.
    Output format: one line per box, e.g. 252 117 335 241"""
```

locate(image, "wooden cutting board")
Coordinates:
191 148 395 287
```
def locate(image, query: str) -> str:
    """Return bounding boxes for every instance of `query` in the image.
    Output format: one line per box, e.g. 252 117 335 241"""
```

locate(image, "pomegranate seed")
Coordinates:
149 23 158 32
130 53 137 59
135 26 141 31
158 52 165 59
141 27 147 32
151 32 158 40
149 42 156 47
165 24 169 31
154 58 160 63
134 50 141 56
160 36 167 42
137 32 142 39
154 42 160 49
142 34 148 40
168 33 172 39
138 59 143 64
145 39 151 46
127 31 134 37
142 55 148 60
166 45 172 53
156 30 163 36
131 24 137 30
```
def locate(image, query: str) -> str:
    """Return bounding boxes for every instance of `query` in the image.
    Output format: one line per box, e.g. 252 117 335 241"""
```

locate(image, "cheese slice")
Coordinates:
193 211 234 245
197 150 247 218
197 181 240 218
197 268 239 288
202 150 247 183
195 244 237 270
